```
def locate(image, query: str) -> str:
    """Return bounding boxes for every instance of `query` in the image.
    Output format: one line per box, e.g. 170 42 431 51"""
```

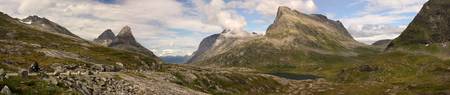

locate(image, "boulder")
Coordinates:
0 69 5 80
358 65 378 72
1 86 12 95
19 69 28 78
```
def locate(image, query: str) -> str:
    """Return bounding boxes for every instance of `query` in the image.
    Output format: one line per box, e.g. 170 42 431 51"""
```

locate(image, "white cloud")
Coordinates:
361 0 428 15
192 0 247 30
351 24 406 44
0 0 226 56
230 0 317 16
0 0 320 56
340 0 427 44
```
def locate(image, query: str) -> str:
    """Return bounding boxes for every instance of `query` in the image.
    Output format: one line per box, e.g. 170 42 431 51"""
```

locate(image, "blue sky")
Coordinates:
0 0 428 56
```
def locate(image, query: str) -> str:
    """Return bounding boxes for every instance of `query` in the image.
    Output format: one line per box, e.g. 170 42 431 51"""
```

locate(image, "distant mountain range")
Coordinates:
160 55 191 64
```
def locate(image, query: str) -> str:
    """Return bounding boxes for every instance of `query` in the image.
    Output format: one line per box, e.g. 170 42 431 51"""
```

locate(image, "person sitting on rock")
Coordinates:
29 62 40 72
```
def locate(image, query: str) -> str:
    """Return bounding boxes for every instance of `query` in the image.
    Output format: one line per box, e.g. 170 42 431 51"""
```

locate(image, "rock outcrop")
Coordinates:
1 86 12 95
187 29 260 63
21 16 80 38
387 0 450 54
93 29 116 46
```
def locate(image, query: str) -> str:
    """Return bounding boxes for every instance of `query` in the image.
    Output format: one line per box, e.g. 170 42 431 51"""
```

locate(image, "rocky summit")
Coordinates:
266 6 361 49
387 0 450 56
21 15 80 38
94 29 116 46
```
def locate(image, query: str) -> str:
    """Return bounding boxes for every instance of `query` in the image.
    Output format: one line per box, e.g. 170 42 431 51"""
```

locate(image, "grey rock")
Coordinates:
93 29 116 46
0 69 5 80
19 69 28 78
359 65 378 72
1 86 12 95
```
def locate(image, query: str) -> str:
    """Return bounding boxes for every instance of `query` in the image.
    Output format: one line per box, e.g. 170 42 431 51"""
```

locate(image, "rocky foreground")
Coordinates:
0 64 334 95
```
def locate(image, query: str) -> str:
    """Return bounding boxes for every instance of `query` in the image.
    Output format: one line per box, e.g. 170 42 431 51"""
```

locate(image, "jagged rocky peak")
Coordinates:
21 15 80 38
97 29 115 40
106 25 157 57
116 25 137 44
22 15 46 23
94 29 116 46
388 0 450 51
118 26 133 37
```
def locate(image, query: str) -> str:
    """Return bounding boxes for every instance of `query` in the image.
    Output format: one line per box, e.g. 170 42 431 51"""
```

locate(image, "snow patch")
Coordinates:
21 20 32 24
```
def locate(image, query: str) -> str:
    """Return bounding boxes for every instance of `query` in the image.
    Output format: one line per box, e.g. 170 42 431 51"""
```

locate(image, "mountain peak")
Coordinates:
94 29 116 46
21 15 80 38
105 26 157 57
267 6 358 47
115 26 138 45
118 25 133 37
98 29 115 39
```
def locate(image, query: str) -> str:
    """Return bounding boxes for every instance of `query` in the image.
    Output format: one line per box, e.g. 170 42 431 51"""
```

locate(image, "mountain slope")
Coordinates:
266 6 361 49
0 12 162 72
21 15 80 38
187 29 260 63
387 0 450 56
195 6 365 66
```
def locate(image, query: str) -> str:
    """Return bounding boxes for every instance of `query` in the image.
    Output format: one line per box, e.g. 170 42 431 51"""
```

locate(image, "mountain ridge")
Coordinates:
21 15 80 38
192 6 366 66
93 26 158 58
